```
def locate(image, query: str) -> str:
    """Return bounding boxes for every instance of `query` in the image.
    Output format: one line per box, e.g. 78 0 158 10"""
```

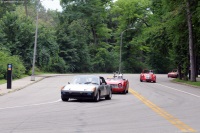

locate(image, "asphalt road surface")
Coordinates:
0 74 200 133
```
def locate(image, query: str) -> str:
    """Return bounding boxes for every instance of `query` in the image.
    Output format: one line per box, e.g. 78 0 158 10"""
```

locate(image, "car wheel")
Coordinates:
61 95 69 101
126 89 129 93
123 89 126 94
140 79 143 82
94 91 100 102
105 90 112 100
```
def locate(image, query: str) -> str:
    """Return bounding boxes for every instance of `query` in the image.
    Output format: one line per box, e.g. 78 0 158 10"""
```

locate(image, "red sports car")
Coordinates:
140 69 156 83
106 73 129 94
168 69 178 78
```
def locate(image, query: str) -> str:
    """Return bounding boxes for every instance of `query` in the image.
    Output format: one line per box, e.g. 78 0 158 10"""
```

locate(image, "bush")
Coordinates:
0 51 25 79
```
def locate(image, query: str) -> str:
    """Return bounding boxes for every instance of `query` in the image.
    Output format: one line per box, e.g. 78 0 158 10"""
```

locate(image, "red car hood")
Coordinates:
106 79 124 84
168 72 177 74
142 73 154 76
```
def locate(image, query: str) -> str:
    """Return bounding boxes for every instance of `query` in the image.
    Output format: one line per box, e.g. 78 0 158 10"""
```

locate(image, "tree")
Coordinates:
61 0 111 45
110 0 151 72
0 11 35 72
186 0 196 81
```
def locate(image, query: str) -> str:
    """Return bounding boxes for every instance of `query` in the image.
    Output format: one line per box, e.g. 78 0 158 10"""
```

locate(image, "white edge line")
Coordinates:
157 83 200 98
0 99 61 110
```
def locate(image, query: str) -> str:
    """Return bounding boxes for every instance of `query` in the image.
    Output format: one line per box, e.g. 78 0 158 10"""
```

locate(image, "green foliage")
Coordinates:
57 18 92 72
0 11 35 72
36 24 60 72
90 43 118 72
0 51 25 79
0 0 199 76
0 4 62 74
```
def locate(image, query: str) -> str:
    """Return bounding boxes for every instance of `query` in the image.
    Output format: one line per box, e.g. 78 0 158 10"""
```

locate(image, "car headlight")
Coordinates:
118 83 123 88
61 86 65 90
91 87 96 92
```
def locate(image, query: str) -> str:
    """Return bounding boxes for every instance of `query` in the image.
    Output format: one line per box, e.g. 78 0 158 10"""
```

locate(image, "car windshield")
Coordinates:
143 70 153 73
143 70 149 73
71 75 99 85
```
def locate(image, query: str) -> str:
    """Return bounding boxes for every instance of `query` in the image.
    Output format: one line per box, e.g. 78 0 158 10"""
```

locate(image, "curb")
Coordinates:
0 77 46 96
0 74 75 96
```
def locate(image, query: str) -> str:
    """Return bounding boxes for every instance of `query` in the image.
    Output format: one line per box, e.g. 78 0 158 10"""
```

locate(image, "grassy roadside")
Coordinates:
0 79 6 84
172 78 200 87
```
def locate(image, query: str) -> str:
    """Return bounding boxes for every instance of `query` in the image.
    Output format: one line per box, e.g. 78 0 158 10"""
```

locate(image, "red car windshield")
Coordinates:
143 70 153 73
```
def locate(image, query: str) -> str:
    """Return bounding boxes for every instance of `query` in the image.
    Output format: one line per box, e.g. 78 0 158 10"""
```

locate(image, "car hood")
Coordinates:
169 72 177 74
62 84 97 91
106 79 123 84
144 73 154 75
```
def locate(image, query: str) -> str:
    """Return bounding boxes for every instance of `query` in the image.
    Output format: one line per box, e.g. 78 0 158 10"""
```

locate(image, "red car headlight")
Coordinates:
118 83 123 88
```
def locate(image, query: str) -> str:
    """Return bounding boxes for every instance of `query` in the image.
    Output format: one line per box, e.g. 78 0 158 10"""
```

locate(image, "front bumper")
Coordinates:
61 91 95 100
145 79 153 81
112 88 125 93
168 74 178 78
141 77 155 82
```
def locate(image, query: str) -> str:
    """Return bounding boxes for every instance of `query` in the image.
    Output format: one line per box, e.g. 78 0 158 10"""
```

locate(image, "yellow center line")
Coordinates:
129 89 196 132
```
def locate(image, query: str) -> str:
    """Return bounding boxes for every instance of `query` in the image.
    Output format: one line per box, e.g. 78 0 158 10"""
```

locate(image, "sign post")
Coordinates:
7 64 12 89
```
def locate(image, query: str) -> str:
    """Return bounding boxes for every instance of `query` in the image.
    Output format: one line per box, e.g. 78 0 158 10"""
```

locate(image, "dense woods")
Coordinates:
0 0 199 81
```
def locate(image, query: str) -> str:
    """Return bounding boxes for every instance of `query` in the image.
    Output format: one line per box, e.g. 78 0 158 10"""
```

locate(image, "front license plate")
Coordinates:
111 84 118 88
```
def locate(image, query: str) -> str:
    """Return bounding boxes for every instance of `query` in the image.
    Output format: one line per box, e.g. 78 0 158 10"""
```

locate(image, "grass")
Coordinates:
0 79 6 84
173 78 200 87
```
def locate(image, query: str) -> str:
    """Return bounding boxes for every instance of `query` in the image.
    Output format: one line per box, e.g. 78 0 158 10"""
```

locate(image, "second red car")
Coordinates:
140 69 156 83
106 73 129 94
168 69 178 78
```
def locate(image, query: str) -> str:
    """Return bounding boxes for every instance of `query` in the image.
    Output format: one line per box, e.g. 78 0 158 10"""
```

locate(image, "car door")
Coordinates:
99 77 107 96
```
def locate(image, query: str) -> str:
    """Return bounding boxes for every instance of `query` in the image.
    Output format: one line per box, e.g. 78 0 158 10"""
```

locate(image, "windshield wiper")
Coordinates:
84 82 92 84
92 82 98 85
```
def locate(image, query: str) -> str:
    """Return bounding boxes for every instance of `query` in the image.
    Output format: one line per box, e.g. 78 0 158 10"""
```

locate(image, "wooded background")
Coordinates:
0 0 199 81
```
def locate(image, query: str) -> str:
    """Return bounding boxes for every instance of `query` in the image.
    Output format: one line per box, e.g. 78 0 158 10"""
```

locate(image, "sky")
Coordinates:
41 0 118 12
41 0 62 12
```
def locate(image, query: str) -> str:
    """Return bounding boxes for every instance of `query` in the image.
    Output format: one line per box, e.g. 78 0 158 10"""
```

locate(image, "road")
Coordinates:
0 74 199 133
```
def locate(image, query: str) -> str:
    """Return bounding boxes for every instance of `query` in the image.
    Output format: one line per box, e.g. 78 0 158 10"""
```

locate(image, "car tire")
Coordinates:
105 90 112 100
140 79 143 82
123 89 126 94
61 96 69 101
126 89 128 93
94 91 100 102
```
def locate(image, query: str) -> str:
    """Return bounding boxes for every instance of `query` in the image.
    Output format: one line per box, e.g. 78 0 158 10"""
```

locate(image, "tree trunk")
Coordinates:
178 64 182 80
24 0 28 16
91 26 97 45
186 0 196 81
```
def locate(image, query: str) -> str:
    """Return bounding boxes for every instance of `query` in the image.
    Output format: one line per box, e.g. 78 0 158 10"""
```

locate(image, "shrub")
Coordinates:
0 51 25 79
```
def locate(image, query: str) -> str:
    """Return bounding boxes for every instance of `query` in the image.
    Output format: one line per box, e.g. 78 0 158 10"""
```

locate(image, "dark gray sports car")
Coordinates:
61 75 112 102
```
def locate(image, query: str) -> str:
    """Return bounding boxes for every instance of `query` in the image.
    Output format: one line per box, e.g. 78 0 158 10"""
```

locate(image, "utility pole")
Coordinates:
31 0 39 81
119 28 134 73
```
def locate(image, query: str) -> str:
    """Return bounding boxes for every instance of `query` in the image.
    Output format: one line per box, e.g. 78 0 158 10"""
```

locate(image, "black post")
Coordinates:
7 64 12 89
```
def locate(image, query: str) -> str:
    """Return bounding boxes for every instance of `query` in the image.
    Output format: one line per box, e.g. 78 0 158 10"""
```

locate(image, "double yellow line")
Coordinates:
129 89 196 132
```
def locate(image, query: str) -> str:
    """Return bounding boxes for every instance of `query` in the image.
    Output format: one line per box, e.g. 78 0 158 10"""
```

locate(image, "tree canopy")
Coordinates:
0 0 199 81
